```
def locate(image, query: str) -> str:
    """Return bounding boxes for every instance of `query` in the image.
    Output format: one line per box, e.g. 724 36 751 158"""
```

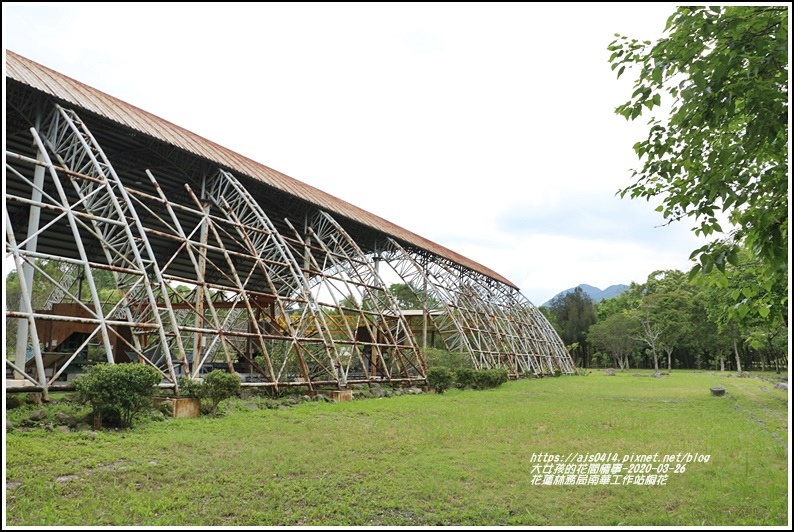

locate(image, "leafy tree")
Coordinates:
586 262 787 372
539 305 560 332
387 283 442 310
608 6 788 317
389 282 423 309
422 347 473 371
587 312 641 371
632 303 664 377
5 260 74 311
701 247 788 372
547 287 597 366
687 288 725 370
643 270 697 371
594 287 638 322
335 283 441 314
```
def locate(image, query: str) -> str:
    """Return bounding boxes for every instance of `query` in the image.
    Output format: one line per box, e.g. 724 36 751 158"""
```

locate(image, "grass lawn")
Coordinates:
4 369 790 526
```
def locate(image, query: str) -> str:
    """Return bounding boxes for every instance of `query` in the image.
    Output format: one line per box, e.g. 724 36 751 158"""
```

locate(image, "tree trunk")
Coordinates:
652 347 660 376
720 354 725 372
733 338 742 374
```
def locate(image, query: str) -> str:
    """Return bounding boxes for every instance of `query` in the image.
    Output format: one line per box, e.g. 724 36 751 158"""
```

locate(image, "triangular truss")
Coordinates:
378 240 575 377
5 100 575 398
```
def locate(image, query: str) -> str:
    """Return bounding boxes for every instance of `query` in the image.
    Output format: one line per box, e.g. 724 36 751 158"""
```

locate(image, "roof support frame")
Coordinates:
5 53 576 395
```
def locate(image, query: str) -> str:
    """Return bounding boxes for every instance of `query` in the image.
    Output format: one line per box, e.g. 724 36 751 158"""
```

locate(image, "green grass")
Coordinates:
4 370 789 526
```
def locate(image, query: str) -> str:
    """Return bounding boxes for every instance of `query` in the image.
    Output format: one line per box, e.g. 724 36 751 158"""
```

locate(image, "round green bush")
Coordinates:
426 367 453 394
454 368 477 389
203 370 241 415
74 363 161 429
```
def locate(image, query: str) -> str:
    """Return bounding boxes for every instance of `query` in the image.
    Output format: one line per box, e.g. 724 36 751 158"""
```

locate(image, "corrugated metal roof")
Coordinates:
5 49 518 289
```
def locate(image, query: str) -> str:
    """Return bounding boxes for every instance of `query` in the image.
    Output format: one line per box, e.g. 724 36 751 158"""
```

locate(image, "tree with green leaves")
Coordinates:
594 286 639 322
630 298 664 377
388 282 423 309
608 6 788 319
547 287 597 367
687 287 726 370
642 270 698 371
591 286 643 370
701 246 788 373
388 282 441 310
586 312 641 371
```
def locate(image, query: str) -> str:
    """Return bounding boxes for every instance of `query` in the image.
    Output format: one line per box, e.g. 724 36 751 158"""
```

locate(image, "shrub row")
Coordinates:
73 364 244 429
426 366 509 394
71 360 509 428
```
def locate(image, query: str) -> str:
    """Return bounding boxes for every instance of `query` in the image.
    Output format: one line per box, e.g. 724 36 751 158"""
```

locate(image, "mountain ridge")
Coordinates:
541 283 629 307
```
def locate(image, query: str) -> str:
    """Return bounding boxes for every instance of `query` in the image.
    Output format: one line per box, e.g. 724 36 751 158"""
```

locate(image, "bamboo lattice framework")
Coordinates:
4 52 575 398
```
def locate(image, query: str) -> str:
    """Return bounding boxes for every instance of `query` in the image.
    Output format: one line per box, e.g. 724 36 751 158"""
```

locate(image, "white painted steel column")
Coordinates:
13 149 46 379
422 256 428 350
30 127 116 366
5 212 49 400
192 200 211 375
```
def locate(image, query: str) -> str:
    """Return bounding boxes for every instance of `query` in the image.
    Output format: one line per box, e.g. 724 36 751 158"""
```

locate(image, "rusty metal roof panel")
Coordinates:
5 50 517 289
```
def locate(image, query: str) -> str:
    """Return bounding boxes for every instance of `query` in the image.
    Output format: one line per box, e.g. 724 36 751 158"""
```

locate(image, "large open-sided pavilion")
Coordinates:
5 50 575 399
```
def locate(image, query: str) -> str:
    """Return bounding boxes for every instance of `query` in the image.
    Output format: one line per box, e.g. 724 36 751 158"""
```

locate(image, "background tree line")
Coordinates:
541 244 788 374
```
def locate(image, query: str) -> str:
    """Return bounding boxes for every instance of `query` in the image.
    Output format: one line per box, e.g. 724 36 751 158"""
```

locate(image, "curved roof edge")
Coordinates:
5 50 518 289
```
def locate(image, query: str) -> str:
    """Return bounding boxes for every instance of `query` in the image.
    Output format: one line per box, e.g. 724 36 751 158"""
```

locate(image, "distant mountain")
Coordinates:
541 283 629 307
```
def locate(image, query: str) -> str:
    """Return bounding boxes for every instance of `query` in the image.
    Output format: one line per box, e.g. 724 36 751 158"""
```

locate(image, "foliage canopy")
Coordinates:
608 6 788 317
74 363 161 428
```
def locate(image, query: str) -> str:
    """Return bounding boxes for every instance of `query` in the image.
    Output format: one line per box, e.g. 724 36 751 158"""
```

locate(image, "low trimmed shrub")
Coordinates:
426 367 453 394
472 368 509 389
177 371 241 416
454 368 477 389
178 375 206 399
74 363 161 429
203 370 241 415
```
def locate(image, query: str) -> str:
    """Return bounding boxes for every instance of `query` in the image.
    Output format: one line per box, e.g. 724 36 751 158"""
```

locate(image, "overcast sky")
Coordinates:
3 2 722 306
